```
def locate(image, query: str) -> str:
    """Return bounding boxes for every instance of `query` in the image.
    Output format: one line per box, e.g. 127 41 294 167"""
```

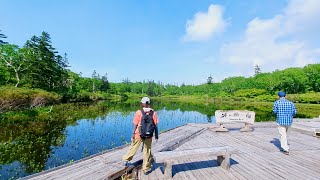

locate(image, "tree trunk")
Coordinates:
14 70 20 87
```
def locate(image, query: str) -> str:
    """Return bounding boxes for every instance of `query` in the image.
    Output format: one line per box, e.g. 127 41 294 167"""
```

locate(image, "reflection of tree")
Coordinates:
152 100 216 117
206 115 213 123
0 102 117 178
151 100 277 122
0 118 67 174
0 99 316 178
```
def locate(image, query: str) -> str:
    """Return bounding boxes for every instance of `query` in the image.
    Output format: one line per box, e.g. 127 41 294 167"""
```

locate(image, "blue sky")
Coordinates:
1 0 319 85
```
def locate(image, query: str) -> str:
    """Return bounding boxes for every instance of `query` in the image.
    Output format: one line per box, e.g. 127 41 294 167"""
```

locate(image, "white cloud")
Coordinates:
220 0 320 76
183 4 227 41
284 0 320 42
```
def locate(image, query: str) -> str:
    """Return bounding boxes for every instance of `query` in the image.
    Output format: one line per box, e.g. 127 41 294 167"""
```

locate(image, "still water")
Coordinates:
0 102 212 179
1 100 318 179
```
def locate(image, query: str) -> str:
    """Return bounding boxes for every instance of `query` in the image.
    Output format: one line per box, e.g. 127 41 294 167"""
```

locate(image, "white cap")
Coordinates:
141 97 150 104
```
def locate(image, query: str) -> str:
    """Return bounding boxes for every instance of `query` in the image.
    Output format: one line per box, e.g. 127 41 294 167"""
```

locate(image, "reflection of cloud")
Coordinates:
183 4 227 41
220 0 320 76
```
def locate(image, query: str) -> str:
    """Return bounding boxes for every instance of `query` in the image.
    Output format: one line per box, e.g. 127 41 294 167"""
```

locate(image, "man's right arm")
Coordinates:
131 124 138 142
272 101 278 114
131 111 141 142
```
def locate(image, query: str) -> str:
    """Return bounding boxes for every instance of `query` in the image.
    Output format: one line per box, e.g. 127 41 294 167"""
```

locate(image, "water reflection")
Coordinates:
0 100 317 179
0 115 68 178
0 101 211 179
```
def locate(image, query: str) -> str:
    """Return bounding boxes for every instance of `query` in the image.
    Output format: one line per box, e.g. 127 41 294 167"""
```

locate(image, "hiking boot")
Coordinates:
283 150 289 155
143 169 151 175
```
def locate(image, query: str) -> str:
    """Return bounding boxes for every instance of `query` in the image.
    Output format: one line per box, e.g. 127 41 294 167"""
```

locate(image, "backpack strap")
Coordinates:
140 109 146 116
140 109 155 124
149 110 155 125
149 110 154 116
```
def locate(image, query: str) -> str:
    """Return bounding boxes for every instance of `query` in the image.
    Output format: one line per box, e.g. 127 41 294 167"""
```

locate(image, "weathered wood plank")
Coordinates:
25 121 320 180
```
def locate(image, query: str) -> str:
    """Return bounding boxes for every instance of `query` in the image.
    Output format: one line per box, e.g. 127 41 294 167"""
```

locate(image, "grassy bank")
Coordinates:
0 86 61 112
153 95 320 119
154 92 320 104
1 94 319 126
0 86 126 112
1 86 320 115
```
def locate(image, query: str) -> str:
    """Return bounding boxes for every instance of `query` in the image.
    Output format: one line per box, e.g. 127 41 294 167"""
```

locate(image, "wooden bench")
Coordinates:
153 146 235 179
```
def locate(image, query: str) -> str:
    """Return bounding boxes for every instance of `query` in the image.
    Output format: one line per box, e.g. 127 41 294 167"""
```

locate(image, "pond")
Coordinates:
0 100 319 179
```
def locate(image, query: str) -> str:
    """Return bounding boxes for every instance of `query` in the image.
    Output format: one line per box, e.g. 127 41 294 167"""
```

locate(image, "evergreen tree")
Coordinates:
0 30 8 44
91 70 99 79
254 65 261 76
254 64 261 75
207 75 213 84
146 80 156 96
100 73 110 91
24 32 69 91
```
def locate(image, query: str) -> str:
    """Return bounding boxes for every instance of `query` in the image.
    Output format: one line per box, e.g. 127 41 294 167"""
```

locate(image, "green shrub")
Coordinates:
208 91 230 97
73 91 92 102
233 89 267 98
253 92 320 104
287 92 320 104
66 91 112 102
254 94 276 102
0 86 61 112
89 92 111 101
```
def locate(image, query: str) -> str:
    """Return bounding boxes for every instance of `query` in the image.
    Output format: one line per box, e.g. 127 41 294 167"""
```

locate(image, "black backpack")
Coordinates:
140 110 155 139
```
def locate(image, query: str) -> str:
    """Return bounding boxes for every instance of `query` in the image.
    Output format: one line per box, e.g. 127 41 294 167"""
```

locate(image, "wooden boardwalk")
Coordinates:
24 119 320 180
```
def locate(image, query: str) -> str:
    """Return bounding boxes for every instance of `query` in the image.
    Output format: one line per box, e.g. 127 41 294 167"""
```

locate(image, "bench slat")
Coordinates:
153 146 234 163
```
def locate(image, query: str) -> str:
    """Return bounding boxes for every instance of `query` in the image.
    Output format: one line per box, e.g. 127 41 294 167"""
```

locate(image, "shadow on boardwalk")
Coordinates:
270 138 281 151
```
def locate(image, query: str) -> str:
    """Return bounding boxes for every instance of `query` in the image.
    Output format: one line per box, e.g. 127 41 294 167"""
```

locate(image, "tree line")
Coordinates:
0 32 69 91
1 30 320 102
0 31 112 101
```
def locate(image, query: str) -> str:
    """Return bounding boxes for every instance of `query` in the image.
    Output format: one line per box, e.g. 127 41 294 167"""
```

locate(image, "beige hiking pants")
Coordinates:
277 124 291 151
122 138 152 172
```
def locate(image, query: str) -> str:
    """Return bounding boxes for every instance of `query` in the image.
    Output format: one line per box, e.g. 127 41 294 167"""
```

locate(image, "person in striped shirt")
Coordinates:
272 91 297 155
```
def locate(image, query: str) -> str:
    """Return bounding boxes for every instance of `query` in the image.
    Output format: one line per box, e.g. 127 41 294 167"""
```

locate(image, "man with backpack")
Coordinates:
122 97 159 175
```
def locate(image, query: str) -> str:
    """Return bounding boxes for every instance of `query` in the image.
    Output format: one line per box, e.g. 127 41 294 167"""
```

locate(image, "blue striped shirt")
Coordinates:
273 97 297 125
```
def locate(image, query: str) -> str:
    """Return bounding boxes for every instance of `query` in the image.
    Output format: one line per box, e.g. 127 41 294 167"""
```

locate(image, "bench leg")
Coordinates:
217 154 230 170
163 161 173 179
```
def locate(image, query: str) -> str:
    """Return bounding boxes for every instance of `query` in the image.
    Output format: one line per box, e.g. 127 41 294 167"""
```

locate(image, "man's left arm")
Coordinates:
155 125 159 140
153 112 159 140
